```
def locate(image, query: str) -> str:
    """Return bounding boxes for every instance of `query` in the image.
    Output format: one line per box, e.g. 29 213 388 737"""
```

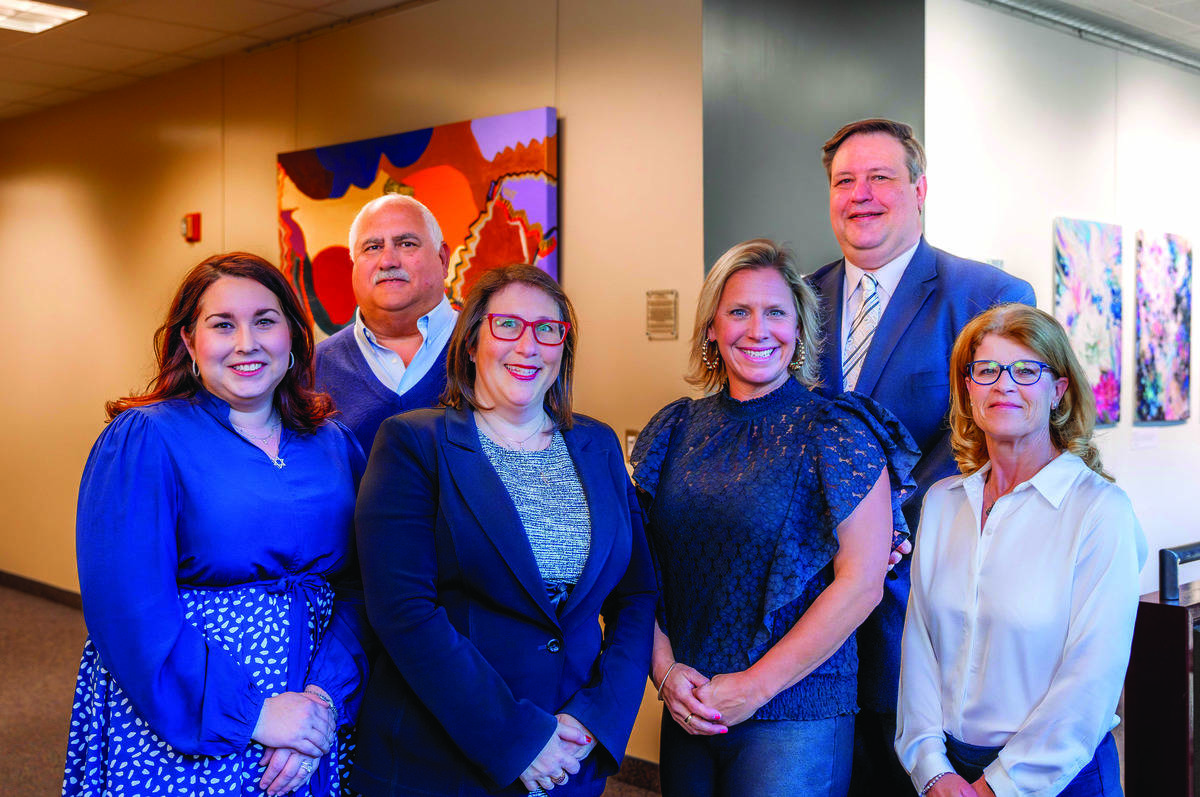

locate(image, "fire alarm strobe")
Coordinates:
181 213 201 243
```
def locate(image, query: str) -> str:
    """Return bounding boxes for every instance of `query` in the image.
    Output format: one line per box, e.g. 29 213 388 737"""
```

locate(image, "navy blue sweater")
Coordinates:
314 325 449 455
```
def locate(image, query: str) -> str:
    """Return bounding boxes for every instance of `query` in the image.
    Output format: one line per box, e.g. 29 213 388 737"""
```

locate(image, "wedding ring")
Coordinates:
684 713 695 725
551 772 567 784
299 759 313 773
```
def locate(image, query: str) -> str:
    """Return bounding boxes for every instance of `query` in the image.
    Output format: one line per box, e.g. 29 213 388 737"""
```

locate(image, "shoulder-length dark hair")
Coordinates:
441 265 578 430
106 252 334 432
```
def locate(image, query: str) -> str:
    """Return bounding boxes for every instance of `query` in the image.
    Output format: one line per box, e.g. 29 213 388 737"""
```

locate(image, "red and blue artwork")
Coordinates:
278 107 558 335
1135 231 1191 423
1052 217 1122 425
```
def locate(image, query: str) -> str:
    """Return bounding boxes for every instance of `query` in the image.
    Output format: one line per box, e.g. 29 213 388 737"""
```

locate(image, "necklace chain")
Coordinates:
477 411 548 451
232 414 286 469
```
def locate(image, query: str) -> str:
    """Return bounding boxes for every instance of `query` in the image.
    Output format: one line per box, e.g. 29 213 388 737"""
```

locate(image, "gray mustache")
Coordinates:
374 268 411 284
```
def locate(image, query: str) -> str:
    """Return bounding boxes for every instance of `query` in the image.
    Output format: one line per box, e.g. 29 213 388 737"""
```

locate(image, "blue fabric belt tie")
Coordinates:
266 573 327 693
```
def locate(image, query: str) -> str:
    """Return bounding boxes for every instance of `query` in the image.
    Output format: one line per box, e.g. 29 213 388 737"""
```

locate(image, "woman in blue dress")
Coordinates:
63 252 368 797
631 239 918 797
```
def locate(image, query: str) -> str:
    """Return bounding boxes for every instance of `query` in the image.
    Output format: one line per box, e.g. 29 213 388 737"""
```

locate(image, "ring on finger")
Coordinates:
684 713 695 726
551 772 568 785
299 759 313 774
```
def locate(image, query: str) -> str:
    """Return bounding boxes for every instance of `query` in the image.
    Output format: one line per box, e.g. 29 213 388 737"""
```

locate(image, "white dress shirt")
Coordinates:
352 295 457 395
896 453 1147 797
840 241 919 352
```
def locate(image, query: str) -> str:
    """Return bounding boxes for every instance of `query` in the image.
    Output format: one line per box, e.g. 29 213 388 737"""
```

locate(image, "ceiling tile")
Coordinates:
0 79 48 102
0 55 105 86
263 0 348 9
73 72 142 92
5 32 159 72
122 54 200 77
1157 1 1200 24
318 0 416 17
52 13 228 53
26 87 91 106
179 34 262 60
0 101 44 118
113 0 299 32
247 11 339 40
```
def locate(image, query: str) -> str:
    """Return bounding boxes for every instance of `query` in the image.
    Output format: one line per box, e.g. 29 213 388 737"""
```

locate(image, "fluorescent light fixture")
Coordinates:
0 0 86 34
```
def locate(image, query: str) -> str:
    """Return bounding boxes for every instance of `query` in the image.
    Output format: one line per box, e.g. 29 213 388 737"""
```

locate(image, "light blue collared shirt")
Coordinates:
352 296 458 396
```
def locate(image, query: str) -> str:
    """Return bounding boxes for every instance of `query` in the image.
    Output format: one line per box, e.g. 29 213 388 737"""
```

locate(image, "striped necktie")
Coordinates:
842 273 881 390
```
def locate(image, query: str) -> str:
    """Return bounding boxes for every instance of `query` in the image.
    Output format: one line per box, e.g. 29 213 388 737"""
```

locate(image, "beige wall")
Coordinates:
0 0 701 761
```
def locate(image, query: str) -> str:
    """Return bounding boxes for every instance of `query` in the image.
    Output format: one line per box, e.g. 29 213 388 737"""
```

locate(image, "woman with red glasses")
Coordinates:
351 264 656 796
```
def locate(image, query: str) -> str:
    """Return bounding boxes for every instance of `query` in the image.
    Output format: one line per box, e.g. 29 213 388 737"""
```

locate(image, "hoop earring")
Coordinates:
288 352 295 370
789 338 806 372
192 359 200 378
701 339 720 370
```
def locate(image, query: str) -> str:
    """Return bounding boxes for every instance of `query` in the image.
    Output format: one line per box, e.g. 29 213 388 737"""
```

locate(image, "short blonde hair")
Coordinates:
687 239 822 392
948 303 1110 479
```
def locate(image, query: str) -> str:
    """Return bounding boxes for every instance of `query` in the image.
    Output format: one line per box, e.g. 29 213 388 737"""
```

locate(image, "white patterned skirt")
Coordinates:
63 579 355 797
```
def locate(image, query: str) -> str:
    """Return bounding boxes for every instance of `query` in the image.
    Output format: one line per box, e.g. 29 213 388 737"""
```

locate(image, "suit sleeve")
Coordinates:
560 441 657 773
355 416 557 788
76 411 265 755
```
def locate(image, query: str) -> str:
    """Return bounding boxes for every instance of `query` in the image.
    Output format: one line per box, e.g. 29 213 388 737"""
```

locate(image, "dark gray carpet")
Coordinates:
0 585 87 796
0 585 657 796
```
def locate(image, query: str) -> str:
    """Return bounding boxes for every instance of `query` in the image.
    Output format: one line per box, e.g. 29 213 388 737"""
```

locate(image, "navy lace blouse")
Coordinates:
632 377 917 720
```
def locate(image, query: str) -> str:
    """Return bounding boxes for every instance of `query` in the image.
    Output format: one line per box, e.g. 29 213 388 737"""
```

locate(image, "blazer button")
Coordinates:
546 638 562 653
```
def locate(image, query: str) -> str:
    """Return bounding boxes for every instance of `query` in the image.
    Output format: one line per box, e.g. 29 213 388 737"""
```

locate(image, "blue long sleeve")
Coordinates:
76 409 264 755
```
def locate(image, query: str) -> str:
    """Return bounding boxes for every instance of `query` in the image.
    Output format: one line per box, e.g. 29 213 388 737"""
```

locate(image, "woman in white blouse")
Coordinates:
895 304 1146 797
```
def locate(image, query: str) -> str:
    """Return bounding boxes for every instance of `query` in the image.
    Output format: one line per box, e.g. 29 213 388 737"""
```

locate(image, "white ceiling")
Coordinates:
0 0 420 119
0 0 1197 121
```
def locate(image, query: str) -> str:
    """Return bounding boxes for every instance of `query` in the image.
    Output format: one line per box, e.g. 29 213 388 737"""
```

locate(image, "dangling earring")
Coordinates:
192 359 200 378
288 352 295 370
701 339 720 370
789 338 806 372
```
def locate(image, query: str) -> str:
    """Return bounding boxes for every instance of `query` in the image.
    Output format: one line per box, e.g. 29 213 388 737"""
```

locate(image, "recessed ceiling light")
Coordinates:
0 1 86 34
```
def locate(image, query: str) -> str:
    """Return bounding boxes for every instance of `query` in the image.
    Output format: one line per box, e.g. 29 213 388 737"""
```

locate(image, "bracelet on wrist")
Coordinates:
921 772 951 795
305 687 337 718
655 662 680 701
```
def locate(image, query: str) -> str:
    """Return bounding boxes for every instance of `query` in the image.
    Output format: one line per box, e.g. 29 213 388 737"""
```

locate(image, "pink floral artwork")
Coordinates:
1135 231 1190 422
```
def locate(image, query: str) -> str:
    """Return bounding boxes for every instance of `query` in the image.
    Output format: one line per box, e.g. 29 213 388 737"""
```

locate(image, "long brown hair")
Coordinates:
441 264 578 429
106 252 334 433
948 303 1110 479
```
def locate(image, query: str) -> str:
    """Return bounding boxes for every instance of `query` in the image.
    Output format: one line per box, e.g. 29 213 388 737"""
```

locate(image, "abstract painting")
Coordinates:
1052 217 1122 425
1135 230 1191 422
278 107 558 335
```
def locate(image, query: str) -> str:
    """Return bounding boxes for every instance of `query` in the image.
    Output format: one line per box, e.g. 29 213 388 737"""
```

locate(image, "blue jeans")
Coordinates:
659 709 854 797
945 732 1122 796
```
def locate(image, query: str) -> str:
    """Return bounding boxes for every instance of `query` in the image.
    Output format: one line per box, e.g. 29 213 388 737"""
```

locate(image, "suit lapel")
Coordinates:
559 427 617 622
442 407 558 626
813 264 846 393
853 239 938 397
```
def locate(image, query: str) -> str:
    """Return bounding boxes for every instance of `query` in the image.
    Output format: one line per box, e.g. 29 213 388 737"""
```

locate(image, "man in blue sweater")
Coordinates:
315 194 458 454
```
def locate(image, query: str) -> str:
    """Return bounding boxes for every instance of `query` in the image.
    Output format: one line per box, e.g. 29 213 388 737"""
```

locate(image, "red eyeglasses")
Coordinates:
486 314 570 346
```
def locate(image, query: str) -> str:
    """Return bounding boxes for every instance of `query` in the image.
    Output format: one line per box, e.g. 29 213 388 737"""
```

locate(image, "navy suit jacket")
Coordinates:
809 237 1035 711
351 407 657 797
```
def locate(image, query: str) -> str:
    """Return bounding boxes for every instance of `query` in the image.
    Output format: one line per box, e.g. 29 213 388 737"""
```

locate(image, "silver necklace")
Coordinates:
232 414 286 469
476 412 548 451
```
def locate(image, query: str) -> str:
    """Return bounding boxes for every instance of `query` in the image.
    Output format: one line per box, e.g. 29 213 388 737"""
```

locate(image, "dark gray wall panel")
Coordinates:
703 0 925 272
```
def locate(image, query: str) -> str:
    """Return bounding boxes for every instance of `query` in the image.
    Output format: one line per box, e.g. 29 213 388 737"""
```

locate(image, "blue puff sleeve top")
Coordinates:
74 389 368 755
632 378 918 719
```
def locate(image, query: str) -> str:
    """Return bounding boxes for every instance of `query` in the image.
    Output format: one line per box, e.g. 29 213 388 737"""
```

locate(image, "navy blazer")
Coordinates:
809 237 1035 710
352 406 657 797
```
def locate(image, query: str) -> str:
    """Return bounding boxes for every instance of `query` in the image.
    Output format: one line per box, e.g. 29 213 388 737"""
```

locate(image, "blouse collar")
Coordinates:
717 376 806 420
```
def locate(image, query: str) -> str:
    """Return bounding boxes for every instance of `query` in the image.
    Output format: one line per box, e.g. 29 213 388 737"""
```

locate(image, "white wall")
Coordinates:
927 0 1200 594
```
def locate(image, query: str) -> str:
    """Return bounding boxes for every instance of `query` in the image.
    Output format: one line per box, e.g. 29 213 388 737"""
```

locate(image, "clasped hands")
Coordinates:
659 663 768 735
519 713 597 792
251 685 338 795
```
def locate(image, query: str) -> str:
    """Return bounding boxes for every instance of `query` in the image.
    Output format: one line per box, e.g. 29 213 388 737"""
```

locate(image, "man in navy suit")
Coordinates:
808 119 1035 795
